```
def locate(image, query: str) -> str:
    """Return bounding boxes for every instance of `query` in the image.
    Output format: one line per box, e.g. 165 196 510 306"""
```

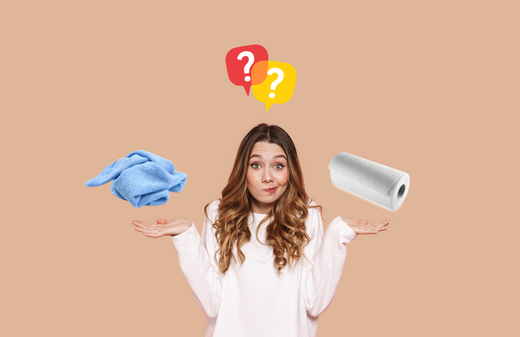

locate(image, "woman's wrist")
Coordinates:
170 222 192 237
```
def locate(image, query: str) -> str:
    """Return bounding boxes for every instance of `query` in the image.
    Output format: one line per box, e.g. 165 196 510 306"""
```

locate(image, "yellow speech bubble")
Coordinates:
251 61 297 112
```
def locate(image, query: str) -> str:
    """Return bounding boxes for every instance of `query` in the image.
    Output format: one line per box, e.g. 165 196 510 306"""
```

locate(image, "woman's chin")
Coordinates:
258 195 282 206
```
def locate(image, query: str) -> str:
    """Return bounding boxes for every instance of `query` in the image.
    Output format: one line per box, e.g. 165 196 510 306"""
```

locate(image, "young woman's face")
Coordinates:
246 142 290 214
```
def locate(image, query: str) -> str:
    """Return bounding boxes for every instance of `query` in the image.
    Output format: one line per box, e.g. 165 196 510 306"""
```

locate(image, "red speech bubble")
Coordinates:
226 44 268 95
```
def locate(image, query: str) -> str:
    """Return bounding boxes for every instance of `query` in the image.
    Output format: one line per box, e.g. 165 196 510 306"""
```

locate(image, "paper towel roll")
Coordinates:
328 152 410 210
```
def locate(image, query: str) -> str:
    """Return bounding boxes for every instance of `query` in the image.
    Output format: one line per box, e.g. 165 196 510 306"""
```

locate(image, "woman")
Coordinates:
131 123 391 337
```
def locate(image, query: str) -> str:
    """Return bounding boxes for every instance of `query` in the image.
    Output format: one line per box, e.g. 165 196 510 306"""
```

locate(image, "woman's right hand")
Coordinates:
131 217 192 238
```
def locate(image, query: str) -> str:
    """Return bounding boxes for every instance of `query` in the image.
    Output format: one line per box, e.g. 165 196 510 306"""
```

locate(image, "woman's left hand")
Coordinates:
341 217 392 235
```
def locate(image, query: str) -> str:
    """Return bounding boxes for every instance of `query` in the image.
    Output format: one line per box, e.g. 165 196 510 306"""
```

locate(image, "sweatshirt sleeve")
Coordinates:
304 205 357 317
170 201 222 318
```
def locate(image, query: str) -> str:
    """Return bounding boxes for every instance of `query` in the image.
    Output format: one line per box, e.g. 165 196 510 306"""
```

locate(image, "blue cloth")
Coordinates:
85 150 187 208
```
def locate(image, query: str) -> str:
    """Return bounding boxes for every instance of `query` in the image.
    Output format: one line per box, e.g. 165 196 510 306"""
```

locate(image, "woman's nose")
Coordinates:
262 169 273 183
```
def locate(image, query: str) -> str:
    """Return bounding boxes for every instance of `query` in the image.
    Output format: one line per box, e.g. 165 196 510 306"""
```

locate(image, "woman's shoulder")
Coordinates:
204 199 221 222
305 198 322 221
306 198 321 213
207 199 221 209
307 199 318 207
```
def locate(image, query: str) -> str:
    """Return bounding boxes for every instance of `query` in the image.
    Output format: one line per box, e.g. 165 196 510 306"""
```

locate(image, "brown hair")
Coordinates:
205 123 320 274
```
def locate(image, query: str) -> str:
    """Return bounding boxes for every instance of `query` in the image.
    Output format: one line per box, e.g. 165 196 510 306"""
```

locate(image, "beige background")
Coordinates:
1 1 518 336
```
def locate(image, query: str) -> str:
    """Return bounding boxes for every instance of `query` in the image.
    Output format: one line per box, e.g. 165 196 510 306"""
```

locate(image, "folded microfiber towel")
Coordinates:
85 150 187 208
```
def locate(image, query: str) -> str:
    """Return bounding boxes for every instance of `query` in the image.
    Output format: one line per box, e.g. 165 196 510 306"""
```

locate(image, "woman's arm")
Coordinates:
130 203 222 318
304 206 391 317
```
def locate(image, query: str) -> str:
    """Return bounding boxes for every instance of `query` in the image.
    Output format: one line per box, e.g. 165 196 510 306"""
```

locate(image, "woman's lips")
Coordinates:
263 187 277 193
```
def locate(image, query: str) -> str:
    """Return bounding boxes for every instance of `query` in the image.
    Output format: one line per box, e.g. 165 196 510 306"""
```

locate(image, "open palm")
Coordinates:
341 218 392 235
131 217 192 238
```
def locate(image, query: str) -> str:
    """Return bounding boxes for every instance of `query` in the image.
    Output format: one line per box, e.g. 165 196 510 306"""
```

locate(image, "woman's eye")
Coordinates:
274 164 284 170
251 163 261 169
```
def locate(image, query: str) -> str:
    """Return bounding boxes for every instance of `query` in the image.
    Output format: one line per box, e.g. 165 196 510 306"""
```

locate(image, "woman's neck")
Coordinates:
250 199 273 214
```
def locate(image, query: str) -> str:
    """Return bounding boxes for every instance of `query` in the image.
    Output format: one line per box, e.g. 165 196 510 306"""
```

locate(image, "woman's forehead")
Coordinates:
250 142 286 158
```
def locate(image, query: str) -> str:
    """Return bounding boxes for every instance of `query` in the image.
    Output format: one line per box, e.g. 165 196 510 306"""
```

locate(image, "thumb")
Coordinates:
156 218 169 224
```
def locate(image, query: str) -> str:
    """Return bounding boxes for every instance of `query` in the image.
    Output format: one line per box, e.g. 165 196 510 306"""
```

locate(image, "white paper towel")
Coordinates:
328 152 410 211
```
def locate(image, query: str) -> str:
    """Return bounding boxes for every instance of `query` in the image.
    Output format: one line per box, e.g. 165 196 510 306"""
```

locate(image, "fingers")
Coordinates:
133 226 164 238
377 220 392 231
130 220 164 238
370 219 392 234
130 220 152 229
374 219 392 226
347 219 393 235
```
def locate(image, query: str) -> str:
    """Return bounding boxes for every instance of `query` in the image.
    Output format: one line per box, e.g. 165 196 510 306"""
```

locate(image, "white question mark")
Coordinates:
267 68 284 98
237 51 255 82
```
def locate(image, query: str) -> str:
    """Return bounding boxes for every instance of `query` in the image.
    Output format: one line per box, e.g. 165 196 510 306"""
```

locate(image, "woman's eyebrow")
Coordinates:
249 154 287 160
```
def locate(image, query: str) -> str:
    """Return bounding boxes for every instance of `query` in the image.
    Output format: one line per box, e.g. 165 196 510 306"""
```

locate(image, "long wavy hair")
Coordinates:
205 123 320 274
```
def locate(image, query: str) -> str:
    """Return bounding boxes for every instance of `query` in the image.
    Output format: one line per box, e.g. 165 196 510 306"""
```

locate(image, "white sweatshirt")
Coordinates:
170 200 357 337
